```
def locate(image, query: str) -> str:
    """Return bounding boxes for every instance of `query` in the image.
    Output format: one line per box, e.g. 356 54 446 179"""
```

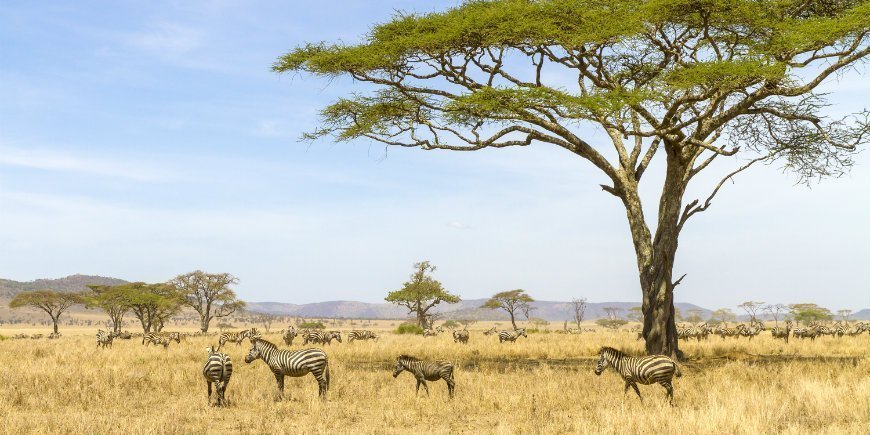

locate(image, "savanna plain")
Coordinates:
1 324 868 435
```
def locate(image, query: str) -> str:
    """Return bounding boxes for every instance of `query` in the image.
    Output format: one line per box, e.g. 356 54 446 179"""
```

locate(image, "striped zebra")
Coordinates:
96 330 114 348
771 321 792 343
203 346 233 407
483 326 497 336
302 330 341 345
347 330 379 343
498 328 527 343
143 332 180 347
452 329 469 344
392 354 455 398
594 346 682 406
244 338 330 399
218 329 255 350
48 332 62 339
282 327 297 346
423 328 440 337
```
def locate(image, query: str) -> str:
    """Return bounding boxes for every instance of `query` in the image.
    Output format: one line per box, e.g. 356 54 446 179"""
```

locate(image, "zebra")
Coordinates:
218 329 255 350
739 323 764 341
392 354 455 398
423 328 440 337
244 338 330 399
143 332 181 347
498 328 527 343
302 330 341 345
483 326 497 336
347 330 379 343
48 332 62 339
282 327 297 346
203 346 233 407
771 321 792 343
96 330 114 349
594 346 682 406
452 329 469 344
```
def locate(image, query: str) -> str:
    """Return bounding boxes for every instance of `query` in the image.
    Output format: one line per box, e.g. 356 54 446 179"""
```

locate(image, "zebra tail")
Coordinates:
325 363 331 389
674 362 682 378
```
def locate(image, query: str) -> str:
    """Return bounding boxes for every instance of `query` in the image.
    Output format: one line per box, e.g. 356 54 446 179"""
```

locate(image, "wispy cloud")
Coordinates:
447 221 472 230
0 145 181 182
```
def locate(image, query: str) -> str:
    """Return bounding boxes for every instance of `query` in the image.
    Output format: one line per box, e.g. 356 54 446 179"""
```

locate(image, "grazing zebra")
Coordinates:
594 346 681 406
452 329 469 344
30 334 43 339
203 346 233 407
114 331 132 340
739 323 764 341
483 326 497 336
392 354 455 398
143 332 181 347
48 332 62 339
423 328 441 337
218 329 255 350
348 330 379 343
498 328 527 343
96 330 114 349
282 327 297 346
244 338 330 399
302 330 341 345
771 321 792 343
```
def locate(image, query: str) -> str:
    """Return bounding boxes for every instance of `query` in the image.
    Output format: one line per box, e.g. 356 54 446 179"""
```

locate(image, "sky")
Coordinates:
0 1 868 312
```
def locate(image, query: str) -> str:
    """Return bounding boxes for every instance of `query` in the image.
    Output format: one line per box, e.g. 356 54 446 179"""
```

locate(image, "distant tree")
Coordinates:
529 317 549 330
596 318 628 330
762 304 789 326
481 289 535 330
256 313 276 332
789 303 832 325
85 285 130 333
121 283 185 334
602 307 623 320
710 308 737 325
739 301 765 323
836 309 852 322
442 319 460 330
686 309 704 325
627 307 644 323
457 319 476 328
520 299 536 326
570 298 587 329
386 261 460 328
9 290 84 334
170 271 245 333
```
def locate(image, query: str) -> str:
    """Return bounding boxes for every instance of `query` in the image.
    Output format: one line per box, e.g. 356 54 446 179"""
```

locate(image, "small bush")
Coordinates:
299 322 325 330
395 323 424 335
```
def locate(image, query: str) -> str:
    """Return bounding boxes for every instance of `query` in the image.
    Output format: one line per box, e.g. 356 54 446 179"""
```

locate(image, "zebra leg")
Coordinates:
421 380 430 397
274 374 285 401
624 381 631 396
415 380 422 396
207 381 213 406
630 383 643 402
662 382 674 406
445 376 455 399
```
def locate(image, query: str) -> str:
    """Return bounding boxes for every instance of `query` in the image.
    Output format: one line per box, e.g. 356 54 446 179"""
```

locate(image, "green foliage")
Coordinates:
442 320 460 330
299 322 325 330
385 261 460 327
170 270 245 332
395 323 424 335
596 318 628 329
789 303 833 324
709 308 737 324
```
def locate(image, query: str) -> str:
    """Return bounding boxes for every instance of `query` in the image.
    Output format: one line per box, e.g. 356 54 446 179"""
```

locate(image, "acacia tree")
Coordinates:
170 271 245 333
385 261 460 328
278 0 869 358
481 289 535 330
9 290 83 334
738 301 765 323
121 282 184 335
85 284 130 333
570 297 588 328
763 303 789 326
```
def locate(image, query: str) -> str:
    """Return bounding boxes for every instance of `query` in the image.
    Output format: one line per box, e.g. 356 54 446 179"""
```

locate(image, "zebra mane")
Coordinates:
600 346 625 358
253 338 278 349
398 354 419 362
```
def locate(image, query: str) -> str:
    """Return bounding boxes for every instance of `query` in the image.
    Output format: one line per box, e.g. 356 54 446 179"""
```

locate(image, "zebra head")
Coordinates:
594 347 617 375
517 328 527 338
393 355 413 378
205 346 215 355
244 342 262 364
331 331 342 343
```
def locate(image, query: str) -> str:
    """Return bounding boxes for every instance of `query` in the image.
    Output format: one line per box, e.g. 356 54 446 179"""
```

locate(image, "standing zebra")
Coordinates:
203 346 233 407
452 329 469 344
143 332 180 347
498 328 527 343
282 327 297 346
594 347 681 406
244 338 330 399
347 330 379 343
96 330 114 349
771 321 792 343
218 329 254 350
302 330 341 345
392 354 455 398
483 326 497 336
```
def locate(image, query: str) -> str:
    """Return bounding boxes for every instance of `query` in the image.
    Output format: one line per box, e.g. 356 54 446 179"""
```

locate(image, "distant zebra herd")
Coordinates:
669 321 870 343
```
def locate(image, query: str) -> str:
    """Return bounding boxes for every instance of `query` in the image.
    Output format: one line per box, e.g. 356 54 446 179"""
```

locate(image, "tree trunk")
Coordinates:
51 315 59 334
621 151 688 360
200 316 209 333
417 311 427 329
509 311 517 330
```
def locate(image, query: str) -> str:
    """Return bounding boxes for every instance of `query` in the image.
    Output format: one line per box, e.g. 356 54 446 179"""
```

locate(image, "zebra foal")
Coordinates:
392 355 455 398
218 329 255 350
203 346 233 407
594 347 681 406
244 338 330 399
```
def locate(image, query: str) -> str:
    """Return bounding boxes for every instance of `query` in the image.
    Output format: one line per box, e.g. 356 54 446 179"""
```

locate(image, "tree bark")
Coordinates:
200 317 210 333
509 311 517 330
51 315 59 334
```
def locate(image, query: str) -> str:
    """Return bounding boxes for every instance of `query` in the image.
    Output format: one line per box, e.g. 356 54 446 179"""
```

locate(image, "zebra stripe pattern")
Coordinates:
203 346 233 407
244 338 330 398
452 329 469 344
282 327 297 346
483 327 497 336
498 328 527 343
218 329 254 350
143 332 180 347
96 330 114 349
347 330 379 343
302 330 341 345
594 346 681 406
392 354 455 398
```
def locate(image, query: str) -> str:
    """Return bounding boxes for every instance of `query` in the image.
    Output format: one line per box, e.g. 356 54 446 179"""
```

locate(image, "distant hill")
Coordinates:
0 275 128 299
852 309 870 320
246 299 714 322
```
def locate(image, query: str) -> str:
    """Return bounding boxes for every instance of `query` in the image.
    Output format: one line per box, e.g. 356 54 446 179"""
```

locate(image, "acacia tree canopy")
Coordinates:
10 290 84 334
279 0 869 358
170 270 245 333
481 289 535 330
85 285 131 333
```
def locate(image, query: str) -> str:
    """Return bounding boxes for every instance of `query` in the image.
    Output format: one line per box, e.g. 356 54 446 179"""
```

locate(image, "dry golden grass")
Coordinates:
1 325 868 434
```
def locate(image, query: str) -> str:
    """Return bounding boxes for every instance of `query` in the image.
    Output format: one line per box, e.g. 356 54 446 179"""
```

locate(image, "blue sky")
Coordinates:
1 1 868 311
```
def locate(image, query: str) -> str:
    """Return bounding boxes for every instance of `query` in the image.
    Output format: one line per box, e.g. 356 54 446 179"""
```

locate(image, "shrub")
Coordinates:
299 322 325 330
395 323 424 335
